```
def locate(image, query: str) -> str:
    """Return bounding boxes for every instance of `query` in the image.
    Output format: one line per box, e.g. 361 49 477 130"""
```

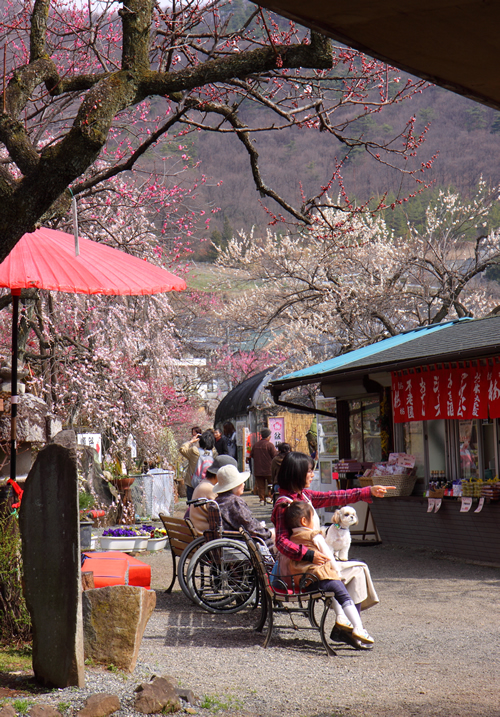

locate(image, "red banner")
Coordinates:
392 371 428 422
392 363 488 423
486 359 500 419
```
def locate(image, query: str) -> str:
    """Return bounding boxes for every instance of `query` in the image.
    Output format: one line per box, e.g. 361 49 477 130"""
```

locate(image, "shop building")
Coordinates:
268 316 500 565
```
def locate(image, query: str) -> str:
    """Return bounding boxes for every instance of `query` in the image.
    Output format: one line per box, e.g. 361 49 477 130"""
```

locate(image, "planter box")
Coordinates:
100 535 149 552
147 537 167 551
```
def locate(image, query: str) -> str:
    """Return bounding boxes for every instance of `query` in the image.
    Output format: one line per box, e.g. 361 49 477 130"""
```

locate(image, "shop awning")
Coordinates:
269 320 465 394
254 1 500 111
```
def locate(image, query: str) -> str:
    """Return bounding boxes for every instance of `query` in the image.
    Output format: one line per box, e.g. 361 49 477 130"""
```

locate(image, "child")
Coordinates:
281 501 374 645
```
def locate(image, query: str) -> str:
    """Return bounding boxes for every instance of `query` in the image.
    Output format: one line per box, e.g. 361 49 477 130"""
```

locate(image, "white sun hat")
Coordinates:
212 464 250 493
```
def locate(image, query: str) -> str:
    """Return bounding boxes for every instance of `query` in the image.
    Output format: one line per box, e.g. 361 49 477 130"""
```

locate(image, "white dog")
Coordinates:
325 506 358 561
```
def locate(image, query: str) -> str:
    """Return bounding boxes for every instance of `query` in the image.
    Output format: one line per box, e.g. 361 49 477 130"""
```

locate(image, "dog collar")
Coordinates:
333 522 347 530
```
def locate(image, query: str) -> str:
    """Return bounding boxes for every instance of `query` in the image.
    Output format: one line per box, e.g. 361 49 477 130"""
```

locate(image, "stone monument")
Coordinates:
19 443 85 687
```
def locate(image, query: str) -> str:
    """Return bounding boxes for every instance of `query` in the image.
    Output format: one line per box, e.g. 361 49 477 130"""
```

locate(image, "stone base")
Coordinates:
82 585 156 671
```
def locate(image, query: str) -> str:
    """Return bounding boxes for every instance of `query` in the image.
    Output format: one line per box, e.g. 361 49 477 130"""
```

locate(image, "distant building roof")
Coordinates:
269 316 500 394
214 367 276 425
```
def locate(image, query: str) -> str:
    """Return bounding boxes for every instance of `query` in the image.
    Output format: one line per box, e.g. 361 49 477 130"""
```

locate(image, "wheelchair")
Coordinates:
181 497 259 614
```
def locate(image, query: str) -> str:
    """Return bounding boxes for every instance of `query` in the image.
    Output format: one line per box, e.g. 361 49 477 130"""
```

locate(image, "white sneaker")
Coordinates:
352 627 374 645
335 615 353 632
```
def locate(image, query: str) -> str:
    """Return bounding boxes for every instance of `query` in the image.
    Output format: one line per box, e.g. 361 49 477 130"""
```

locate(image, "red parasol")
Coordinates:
0 227 186 294
0 227 187 483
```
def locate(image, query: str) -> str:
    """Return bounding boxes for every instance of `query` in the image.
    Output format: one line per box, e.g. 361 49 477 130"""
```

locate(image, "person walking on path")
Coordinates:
249 428 278 505
179 426 202 501
223 422 238 459
213 428 229 455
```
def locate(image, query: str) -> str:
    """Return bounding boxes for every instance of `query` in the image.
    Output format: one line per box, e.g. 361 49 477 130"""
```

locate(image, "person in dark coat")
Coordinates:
213 428 228 455
249 428 278 505
270 442 291 504
214 464 274 550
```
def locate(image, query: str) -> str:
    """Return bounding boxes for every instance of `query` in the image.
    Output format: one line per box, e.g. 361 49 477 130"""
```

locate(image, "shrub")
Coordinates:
0 513 32 645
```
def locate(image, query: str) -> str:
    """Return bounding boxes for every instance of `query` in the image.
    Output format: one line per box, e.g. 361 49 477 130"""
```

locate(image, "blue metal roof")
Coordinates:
275 320 464 383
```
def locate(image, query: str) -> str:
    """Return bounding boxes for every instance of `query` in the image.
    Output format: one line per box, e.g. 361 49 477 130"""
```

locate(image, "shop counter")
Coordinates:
370 496 500 565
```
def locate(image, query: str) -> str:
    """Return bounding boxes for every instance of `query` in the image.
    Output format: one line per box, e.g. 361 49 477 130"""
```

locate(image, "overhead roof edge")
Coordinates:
253 1 500 112
269 321 460 390
268 316 500 395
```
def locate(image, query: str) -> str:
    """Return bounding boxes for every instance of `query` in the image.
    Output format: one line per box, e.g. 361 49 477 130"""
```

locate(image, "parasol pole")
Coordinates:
10 289 20 483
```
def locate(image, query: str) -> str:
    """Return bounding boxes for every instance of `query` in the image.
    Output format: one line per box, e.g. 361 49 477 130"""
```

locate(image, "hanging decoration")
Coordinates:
391 360 494 423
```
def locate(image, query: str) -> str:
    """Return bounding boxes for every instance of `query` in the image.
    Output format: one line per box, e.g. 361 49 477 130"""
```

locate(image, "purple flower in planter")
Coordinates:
102 528 138 537
140 525 155 537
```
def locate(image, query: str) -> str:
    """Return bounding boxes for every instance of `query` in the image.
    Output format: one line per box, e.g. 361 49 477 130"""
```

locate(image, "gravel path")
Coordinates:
24 495 500 717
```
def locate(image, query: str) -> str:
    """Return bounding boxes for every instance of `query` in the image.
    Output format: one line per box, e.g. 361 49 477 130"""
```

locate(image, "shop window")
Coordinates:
319 460 333 484
458 419 479 480
403 421 425 478
316 398 338 490
348 398 381 463
427 420 446 478
481 419 497 479
316 399 338 457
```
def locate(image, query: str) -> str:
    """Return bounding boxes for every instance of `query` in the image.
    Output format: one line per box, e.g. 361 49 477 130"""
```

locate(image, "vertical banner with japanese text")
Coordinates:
268 416 285 447
486 358 500 418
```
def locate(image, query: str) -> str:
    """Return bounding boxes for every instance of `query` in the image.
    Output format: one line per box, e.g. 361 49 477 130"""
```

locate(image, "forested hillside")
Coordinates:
191 78 500 249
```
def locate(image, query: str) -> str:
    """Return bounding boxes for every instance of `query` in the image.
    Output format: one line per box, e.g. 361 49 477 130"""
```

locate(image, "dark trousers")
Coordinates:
254 475 270 501
310 579 354 607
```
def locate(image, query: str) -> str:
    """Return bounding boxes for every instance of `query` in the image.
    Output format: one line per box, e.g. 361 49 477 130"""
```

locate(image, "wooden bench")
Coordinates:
239 528 337 656
159 514 197 593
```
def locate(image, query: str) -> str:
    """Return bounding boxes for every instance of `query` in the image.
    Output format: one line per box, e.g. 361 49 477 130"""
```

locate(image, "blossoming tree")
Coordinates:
215 185 500 369
0 173 203 461
0 0 430 261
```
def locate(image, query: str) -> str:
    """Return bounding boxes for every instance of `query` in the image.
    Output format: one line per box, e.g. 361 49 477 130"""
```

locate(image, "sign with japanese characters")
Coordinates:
77 433 102 462
268 416 285 447
392 362 488 423
486 358 500 418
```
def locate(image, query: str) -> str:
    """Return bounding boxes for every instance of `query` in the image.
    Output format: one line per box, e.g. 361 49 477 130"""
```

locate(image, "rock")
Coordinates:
46 414 63 441
76 694 121 717
19 444 85 688
0 393 53 443
52 429 78 463
0 706 16 717
29 706 61 717
175 687 199 706
134 676 181 714
82 585 156 672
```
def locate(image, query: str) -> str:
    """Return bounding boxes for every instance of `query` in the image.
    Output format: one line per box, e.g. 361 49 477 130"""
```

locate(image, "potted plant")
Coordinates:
141 525 168 551
103 457 136 492
79 490 95 551
100 526 149 551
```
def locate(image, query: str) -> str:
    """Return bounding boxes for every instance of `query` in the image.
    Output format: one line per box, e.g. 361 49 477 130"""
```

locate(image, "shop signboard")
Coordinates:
77 433 102 462
268 416 285 447
392 362 491 422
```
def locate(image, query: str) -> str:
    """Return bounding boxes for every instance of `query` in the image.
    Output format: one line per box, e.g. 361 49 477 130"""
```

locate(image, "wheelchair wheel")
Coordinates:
177 536 206 601
186 538 257 614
